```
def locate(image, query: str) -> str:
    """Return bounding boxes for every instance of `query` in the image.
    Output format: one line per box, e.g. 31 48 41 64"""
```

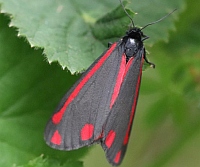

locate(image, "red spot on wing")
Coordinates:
52 43 118 124
51 130 62 145
123 58 144 145
105 130 116 148
110 54 126 109
81 124 94 141
114 150 121 164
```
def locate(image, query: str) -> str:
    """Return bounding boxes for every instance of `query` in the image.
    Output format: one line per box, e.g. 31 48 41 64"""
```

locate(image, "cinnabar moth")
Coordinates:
44 0 176 166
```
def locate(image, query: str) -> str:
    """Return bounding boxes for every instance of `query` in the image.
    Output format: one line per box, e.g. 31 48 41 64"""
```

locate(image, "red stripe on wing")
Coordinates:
52 43 118 124
123 58 144 145
110 54 126 109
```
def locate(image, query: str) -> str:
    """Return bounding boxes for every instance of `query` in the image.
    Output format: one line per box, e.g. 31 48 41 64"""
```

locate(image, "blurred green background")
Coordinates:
0 0 200 167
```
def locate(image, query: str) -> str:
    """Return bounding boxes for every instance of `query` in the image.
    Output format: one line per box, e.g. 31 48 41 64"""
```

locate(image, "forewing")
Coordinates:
44 43 126 150
101 49 144 166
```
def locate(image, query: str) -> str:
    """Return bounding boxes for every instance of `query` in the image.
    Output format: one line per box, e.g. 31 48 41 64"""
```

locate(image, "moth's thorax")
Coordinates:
123 27 145 60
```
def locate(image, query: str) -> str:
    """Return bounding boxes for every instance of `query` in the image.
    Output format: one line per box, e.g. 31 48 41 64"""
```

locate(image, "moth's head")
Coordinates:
126 28 147 41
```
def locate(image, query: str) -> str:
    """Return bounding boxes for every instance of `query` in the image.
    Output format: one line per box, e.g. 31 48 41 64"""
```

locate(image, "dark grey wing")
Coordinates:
101 49 144 166
44 43 126 150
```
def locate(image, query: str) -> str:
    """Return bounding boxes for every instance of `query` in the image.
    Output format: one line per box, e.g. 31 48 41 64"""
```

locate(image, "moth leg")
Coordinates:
144 48 155 68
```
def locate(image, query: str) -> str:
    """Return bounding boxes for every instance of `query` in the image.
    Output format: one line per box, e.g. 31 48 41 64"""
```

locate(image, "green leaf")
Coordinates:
0 15 87 167
92 1 134 45
0 0 184 73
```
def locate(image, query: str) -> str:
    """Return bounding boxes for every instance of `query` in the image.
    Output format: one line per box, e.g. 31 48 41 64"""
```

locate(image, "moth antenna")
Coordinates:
141 9 177 30
119 0 135 27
